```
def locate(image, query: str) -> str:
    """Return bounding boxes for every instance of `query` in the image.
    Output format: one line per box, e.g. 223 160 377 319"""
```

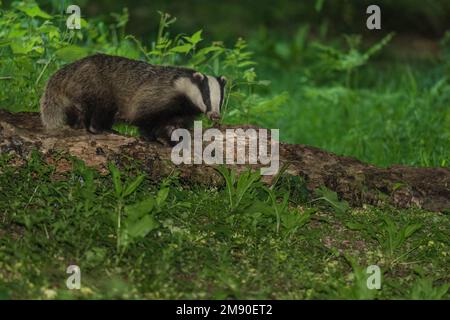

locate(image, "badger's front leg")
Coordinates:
164 115 198 146
153 122 183 146
137 122 174 146
159 124 178 146
152 116 195 146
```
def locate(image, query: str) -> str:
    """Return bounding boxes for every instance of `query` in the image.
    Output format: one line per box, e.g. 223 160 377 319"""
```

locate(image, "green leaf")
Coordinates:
9 39 36 54
169 43 193 54
122 174 146 198
55 46 90 63
127 215 159 239
392 182 405 191
15 2 52 19
108 163 122 198
38 23 60 40
0 40 11 47
238 61 257 68
216 166 235 210
314 187 349 215
125 197 155 222
188 30 203 45
195 46 223 56
281 210 311 231
156 187 169 206
404 223 422 238
80 18 89 28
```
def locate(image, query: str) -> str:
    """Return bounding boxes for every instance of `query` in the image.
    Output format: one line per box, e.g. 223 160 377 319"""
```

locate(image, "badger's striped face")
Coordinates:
204 75 226 121
176 72 226 122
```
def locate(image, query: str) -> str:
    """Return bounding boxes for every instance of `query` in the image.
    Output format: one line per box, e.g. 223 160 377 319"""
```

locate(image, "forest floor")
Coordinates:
0 152 448 299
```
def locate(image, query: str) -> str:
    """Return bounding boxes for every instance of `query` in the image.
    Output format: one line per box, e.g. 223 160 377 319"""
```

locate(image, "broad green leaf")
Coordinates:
238 61 257 68
15 2 52 19
127 215 159 239
257 80 271 86
38 24 60 40
125 198 155 222
281 209 312 231
314 187 349 215
9 37 42 54
169 43 193 53
55 45 89 62
10 41 34 54
7 28 27 38
188 30 203 45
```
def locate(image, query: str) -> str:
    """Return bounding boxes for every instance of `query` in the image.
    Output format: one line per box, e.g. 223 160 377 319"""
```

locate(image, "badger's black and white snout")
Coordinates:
205 74 227 122
175 72 226 123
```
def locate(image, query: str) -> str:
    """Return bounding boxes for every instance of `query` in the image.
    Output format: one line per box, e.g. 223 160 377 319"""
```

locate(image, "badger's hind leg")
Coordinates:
40 92 84 131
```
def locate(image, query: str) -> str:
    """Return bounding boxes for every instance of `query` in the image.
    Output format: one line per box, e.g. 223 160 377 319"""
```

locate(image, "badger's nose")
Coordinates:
208 112 221 122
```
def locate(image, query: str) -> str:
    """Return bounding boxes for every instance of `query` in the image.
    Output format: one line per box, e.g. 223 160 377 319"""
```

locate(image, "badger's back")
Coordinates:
40 54 196 129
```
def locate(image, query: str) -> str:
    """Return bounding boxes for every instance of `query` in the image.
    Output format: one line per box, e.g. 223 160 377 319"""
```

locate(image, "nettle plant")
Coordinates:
0 2 280 126
312 33 394 88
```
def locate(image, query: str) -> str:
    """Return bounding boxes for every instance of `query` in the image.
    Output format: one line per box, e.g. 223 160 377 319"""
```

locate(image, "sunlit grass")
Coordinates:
254 60 450 167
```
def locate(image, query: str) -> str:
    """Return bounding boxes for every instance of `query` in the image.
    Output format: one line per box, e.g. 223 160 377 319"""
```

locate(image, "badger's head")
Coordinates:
175 72 227 122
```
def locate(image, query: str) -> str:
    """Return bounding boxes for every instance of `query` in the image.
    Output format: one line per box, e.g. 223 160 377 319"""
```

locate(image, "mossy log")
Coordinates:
0 110 449 212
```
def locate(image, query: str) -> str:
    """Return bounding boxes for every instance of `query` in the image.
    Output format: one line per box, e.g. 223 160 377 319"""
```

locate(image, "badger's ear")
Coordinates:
219 76 227 85
193 72 205 81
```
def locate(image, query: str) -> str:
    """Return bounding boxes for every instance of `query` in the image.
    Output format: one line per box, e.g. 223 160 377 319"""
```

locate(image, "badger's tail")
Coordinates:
40 89 69 130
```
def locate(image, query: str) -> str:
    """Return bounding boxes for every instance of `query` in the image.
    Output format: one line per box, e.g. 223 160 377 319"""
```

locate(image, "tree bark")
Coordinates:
0 110 449 212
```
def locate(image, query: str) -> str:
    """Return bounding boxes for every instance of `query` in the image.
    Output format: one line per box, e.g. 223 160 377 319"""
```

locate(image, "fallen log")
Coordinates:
0 110 449 212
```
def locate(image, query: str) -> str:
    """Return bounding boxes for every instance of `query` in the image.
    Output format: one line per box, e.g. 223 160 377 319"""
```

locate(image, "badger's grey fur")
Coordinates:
40 53 226 143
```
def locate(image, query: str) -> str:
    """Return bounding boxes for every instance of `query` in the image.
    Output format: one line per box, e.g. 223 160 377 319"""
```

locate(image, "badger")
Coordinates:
40 53 226 143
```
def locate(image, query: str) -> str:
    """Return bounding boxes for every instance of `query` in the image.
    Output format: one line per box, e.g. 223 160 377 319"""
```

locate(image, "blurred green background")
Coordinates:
35 0 450 40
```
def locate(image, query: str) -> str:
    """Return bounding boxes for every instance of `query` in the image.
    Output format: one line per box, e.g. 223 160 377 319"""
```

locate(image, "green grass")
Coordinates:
0 154 448 299
248 31 450 168
253 60 450 168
